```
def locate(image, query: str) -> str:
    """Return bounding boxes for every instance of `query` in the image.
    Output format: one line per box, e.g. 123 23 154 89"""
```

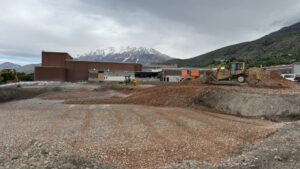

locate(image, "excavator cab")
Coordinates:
230 62 246 76
124 76 131 84
120 76 139 86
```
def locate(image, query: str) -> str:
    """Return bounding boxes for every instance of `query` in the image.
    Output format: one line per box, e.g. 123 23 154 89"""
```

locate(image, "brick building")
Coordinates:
35 51 143 82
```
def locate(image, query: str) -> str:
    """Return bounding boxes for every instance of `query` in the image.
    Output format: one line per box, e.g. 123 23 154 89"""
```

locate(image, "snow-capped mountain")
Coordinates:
78 47 172 65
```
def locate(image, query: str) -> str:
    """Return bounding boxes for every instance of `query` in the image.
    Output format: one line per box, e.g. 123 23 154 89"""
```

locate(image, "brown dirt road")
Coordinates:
0 98 283 169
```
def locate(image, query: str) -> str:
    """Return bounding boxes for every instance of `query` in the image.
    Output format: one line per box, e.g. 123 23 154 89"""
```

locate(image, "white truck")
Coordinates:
281 74 300 82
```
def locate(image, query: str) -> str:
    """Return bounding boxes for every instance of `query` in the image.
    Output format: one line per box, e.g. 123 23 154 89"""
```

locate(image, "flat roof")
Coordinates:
42 51 70 54
42 51 73 59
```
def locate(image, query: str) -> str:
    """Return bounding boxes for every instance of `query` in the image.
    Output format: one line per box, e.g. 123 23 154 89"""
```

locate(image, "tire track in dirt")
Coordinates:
172 107 276 140
130 107 171 144
175 109 246 149
110 106 135 143
36 104 76 139
100 105 146 169
101 105 199 169
156 108 228 153
72 105 94 149
164 107 279 151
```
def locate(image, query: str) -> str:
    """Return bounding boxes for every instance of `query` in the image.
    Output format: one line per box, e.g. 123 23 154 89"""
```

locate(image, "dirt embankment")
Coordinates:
194 90 300 121
0 87 50 103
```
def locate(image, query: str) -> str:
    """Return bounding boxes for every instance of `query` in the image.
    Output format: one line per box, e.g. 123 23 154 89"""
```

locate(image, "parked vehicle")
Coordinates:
281 74 300 82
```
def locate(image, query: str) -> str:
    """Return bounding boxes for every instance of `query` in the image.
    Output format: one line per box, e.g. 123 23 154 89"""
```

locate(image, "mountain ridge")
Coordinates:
0 62 21 69
271 21 300 35
16 64 40 74
0 62 40 74
168 21 300 67
78 47 172 65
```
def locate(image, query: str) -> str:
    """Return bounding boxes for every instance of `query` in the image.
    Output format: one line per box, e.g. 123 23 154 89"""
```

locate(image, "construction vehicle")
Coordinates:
202 62 260 85
0 69 19 84
120 76 139 86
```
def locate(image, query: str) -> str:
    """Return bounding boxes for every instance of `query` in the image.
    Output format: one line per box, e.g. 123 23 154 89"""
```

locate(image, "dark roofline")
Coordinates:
42 51 73 59
42 51 69 54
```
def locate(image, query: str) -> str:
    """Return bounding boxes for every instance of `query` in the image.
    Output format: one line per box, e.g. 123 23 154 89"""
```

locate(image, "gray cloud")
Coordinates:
1 0 300 64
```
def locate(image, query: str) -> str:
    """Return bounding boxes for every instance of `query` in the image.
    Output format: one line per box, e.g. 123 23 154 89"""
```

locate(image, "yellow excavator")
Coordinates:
202 62 260 86
119 76 139 86
0 69 19 84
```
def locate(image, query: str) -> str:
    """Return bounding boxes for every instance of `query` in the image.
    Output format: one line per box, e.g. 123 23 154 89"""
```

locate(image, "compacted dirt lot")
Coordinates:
0 95 281 169
1 71 299 169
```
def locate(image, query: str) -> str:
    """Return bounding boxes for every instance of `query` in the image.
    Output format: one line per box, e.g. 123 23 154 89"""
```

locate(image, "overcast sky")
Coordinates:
1 0 300 65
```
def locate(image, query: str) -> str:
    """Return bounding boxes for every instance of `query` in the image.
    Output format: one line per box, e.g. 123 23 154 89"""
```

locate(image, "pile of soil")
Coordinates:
247 68 298 88
65 81 206 107
64 77 300 109
0 139 119 169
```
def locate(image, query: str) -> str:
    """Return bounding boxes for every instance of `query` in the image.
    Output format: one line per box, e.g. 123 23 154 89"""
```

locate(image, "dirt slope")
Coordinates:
195 90 300 121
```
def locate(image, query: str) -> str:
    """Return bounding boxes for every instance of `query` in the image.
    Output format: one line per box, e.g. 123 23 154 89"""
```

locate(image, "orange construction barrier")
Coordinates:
191 70 200 77
181 70 190 77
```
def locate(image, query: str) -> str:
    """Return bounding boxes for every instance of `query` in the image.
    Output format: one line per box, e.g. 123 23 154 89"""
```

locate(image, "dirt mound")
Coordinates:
64 81 205 107
64 78 300 108
247 68 298 88
0 139 119 169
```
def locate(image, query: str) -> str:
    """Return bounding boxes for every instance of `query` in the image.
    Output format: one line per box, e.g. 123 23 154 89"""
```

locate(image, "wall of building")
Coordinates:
35 51 143 82
263 65 292 75
66 60 142 82
292 63 300 74
34 67 67 81
163 69 181 76
163 76 182 82
41 52 72 67
144 63 178 71
103 76 127 82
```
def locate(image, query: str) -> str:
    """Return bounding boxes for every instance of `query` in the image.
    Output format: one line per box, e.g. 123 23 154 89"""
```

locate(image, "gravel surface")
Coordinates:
0 139 119 169
0 98 281 169
161 121 300 169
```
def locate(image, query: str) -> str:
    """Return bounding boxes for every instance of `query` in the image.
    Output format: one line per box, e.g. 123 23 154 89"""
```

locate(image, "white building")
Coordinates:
292 62 300 74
